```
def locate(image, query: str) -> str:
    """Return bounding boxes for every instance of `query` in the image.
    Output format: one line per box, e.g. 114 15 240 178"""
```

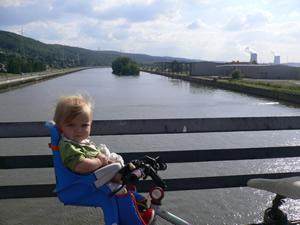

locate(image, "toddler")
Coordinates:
53 94 154 224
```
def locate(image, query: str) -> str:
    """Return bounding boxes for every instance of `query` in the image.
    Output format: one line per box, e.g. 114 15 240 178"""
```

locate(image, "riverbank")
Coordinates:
143 70 300 105
0 67 90 92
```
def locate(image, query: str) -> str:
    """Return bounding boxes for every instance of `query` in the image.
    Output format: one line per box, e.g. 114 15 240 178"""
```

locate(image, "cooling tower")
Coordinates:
274 55 280 64
250 53 257 63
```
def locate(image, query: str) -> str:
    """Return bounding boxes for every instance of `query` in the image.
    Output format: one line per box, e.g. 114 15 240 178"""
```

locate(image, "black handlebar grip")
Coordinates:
127 168 144 184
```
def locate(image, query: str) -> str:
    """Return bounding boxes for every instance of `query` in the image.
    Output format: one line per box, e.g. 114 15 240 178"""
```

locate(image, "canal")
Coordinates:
0 68 299 225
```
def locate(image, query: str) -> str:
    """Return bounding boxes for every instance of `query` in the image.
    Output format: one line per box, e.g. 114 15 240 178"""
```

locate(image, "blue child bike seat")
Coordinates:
45 120 146 225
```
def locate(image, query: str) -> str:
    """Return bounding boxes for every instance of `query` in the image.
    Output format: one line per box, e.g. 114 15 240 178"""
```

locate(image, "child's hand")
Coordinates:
111 174 123 184
112 159 123 165
109 153 125 166
96 153 110 166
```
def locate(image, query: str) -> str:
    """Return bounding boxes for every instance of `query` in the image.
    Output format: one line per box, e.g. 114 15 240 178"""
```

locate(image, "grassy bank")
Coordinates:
142 70 300 104
218 78 300 95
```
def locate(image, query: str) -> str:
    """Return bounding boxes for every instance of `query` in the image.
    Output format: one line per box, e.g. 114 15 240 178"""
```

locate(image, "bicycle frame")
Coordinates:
117 156 300 225
150 204 192 225
147 186 192 225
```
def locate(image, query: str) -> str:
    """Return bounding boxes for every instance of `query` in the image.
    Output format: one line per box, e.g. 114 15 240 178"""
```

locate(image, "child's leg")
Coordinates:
116 192 154 225
129 191 148 210
116 192 146 225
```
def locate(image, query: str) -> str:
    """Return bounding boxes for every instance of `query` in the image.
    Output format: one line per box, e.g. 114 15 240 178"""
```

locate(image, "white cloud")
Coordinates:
85 0 181 23
271 49 279 56
186 19 206 29
244 46 257 54
22 21 79 42
224 13 246 31
244 9 273 28
224 5 246 13
194 0 211 4
0 0 300 62
262 0 270 4
93 0 155 12
288 11 300 18
225 9 273 31
0 0 38 7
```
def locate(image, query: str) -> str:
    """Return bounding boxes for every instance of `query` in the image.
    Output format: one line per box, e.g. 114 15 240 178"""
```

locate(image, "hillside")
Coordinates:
0 30 198 73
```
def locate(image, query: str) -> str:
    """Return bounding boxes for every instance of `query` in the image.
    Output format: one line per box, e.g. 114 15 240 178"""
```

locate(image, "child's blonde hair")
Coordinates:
54 94 95 124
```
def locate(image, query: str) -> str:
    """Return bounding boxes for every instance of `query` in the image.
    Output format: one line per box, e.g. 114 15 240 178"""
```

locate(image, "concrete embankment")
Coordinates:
143 70 300 105
0 67 90 92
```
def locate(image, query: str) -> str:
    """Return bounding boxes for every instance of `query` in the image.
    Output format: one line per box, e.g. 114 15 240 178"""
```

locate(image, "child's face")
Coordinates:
61 109 92 143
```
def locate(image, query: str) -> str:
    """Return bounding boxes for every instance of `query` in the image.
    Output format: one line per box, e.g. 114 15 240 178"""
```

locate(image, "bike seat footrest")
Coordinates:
94 163 122 188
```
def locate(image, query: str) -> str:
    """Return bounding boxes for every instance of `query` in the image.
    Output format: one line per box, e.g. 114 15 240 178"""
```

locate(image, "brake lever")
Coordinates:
149 167 167 190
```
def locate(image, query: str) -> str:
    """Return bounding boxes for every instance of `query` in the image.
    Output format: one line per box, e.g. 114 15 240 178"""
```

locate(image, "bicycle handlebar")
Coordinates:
131 155 167 189
109 155 167 197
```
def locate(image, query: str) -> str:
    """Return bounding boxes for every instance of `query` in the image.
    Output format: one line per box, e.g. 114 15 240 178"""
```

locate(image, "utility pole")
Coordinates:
20 26 25 58
62 49 65 68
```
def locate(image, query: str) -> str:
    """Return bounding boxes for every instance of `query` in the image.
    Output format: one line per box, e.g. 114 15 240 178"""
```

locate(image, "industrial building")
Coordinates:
191 61 300 80
191 52 300 80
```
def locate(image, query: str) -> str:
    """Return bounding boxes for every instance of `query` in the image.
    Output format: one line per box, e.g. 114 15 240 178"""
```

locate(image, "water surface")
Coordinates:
0 68 299 225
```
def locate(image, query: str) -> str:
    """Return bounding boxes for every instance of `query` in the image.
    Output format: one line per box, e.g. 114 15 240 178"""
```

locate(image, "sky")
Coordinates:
0 0 300 63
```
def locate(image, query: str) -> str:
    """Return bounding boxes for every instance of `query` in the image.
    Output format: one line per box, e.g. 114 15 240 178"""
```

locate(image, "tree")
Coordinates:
170 60 181 73
7 58 16 73
112 56 140 75
231 69 243 80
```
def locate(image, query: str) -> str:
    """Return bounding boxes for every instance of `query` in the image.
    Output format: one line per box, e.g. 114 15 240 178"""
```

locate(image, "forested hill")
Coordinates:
0 30 197 73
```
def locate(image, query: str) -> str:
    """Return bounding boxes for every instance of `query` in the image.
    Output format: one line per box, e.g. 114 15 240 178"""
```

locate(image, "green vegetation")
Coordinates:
0 30 120 73
0 30 194 74
142 60 191 75
170 60 181 73
224 69 300 95
5 55 45 74
112 57 140 75
230 69 243 80
225 78 300 95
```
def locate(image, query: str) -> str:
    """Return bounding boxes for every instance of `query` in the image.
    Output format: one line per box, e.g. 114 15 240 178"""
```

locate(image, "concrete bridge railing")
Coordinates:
0 116 300 199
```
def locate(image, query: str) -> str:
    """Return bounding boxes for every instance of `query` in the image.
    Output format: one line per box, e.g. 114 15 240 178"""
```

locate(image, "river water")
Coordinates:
0 68 300 225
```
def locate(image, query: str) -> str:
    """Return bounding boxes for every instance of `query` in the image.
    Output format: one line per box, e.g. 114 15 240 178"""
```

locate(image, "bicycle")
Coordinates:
109 155 300 225
109 155 193 225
